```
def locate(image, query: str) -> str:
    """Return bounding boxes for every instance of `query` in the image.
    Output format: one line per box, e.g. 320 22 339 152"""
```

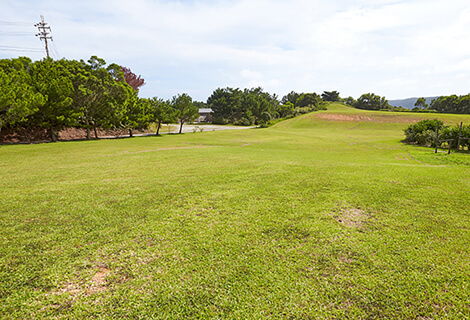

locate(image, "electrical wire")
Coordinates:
0 33 34 36
51 40 61 58
0 45 43 49
0 48 44 52
0 20 33 26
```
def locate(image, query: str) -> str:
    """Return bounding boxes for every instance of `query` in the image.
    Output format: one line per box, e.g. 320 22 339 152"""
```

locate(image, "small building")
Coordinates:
197 108 212 123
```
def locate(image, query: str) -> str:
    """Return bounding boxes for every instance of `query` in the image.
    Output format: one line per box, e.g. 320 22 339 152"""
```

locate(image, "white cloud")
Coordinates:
1 0 470 100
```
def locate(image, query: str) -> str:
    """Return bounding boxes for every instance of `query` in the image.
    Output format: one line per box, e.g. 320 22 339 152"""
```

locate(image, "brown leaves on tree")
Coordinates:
120 66 145 92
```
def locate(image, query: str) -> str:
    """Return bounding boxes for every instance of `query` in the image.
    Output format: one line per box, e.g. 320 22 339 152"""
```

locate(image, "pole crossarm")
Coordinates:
34 15 52 58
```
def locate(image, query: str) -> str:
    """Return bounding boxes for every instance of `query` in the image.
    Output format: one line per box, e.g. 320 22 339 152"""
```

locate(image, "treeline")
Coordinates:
0 56 202 142
429 94 470 114
344 93 390 111
207 89 329 126
345 93 470 114
1 55 334 142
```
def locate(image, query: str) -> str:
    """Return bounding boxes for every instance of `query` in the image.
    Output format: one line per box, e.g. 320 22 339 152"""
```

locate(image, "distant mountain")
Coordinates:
388 97 439 109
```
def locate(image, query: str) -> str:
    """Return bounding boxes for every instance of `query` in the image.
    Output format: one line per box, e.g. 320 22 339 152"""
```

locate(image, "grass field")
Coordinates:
1 103 469 319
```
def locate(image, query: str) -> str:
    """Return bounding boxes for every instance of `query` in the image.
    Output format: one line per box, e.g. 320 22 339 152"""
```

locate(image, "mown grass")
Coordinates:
1 103 469 319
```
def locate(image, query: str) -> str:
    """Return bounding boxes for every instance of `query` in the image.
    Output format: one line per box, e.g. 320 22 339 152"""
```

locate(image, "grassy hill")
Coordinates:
1 103 469 318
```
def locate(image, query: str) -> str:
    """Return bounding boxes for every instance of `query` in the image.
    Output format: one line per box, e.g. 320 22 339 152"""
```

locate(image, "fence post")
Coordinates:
457 122 463 151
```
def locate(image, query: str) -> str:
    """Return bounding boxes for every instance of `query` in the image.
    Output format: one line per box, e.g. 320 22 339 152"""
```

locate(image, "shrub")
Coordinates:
403 119 444 145
404 119 470 149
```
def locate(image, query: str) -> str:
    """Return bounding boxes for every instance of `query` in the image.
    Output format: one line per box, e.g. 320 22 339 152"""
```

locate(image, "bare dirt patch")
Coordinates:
48 266 113 298
315 113 419 124
0 127 155 144
395 155 410 161
334 208 369 228
87 267 111 295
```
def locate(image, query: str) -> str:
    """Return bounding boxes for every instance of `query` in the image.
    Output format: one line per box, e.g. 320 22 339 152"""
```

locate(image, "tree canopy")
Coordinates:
414 97 428 109
208 87 326 126
321 91 340 102
429 94 470 114
172 93 199 134
0 56 141 142
354 93 390 110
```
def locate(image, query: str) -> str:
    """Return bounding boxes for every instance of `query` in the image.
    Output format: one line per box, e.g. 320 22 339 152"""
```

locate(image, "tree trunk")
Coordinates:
49 128 57 142
85 111 91 140
179 121 184 134
156 121 161 135
129 129 133 137
93 122 99 139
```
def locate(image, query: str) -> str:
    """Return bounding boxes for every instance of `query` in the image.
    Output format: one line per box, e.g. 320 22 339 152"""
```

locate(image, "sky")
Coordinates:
1 0 470 101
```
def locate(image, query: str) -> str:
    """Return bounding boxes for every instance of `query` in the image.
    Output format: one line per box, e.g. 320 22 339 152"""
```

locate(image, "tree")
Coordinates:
0 58 44 134
243 91 272 127
147 97 174 135
121 66 145 92
207 87 243 124
67 58 130 139
281 91 302 106
344 96 356 106
277 101 295 118
295 93 324 109
171 93 199 134
30 58 76 142
193 101 207 109
414 97 428 109
429 94 470 114
121 91 152 137
321 91 340 102
354 93 389 110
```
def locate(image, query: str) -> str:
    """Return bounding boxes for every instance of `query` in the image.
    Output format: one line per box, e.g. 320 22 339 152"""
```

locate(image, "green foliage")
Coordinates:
0 56 141 141
192 100 207 109
403 119 444 146
121 90 152 137
430 94 470 114
207 87 283 126
172 93 199 133
414 97 428 109
207 87 243 124
404 119 470 150
0 58 44 132
29 58 76 142
281 91 302 105
146 97 175 135
321 90 340 102
277 101 295 118
68 58 130 139
354 93 390 110
343 96 356 106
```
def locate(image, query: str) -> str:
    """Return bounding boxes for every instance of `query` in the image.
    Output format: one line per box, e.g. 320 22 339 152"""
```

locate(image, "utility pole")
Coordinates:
35 15 52 58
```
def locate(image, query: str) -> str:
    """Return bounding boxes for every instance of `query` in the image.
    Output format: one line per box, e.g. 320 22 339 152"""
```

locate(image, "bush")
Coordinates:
404 119 470 149
403 119 444 145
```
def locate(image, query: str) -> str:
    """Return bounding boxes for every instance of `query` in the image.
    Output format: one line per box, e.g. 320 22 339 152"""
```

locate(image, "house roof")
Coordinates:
198 108 212 113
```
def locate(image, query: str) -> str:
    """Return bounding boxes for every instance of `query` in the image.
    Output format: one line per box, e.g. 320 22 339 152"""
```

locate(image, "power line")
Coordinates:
0 45 43 49
0 20 32 26
0 48 44 52
51 40 61 58
0 32 34 36
34 15 52 58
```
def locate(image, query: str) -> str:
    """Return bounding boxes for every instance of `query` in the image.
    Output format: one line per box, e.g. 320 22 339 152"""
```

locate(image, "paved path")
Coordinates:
168 124 257 134
102 124 256 139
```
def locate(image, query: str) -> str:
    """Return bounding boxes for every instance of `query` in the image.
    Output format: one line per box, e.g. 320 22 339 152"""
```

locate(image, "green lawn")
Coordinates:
1 104 469 319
